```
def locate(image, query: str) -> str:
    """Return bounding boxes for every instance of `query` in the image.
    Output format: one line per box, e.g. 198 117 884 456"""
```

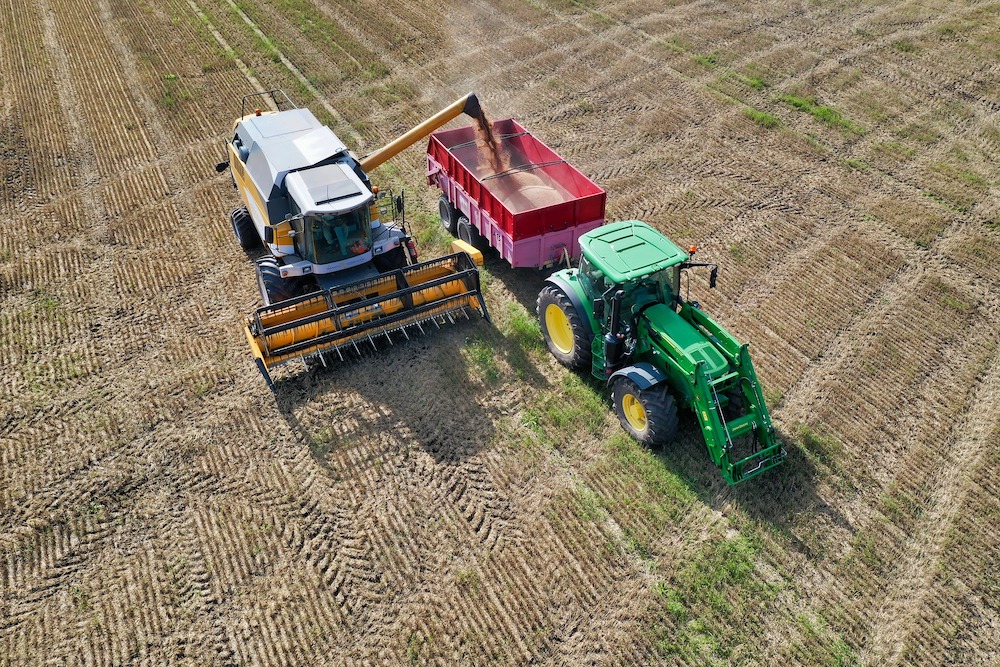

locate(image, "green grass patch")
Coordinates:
892 39 918 53
844 158 869 171
463 336 501 385
651 533 778 662
742 107 782 128
693 52 719 69
875 141 916 159
778 94 864 134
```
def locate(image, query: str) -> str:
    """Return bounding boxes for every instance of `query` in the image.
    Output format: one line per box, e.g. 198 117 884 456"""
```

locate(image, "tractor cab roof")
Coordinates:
579 220 688 284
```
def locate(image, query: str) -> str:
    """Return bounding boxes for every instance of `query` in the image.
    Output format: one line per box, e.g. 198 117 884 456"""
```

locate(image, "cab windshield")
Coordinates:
304 206 371 265
623 267 681 311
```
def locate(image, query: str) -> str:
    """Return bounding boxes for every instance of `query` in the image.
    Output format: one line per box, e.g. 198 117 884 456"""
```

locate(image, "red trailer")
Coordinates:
427 118 606 269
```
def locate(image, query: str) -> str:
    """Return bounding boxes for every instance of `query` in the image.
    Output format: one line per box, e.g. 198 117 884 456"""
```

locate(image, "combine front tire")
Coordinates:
255 257 299 306
612 379 678 447
439 196 458 235
231 206 260 250
537 285 591 369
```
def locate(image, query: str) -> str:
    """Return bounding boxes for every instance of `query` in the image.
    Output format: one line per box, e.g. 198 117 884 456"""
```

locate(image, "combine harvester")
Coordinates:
216 91 490 388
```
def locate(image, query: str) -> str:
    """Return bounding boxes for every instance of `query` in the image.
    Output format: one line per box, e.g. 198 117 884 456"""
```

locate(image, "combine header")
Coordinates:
245 252 486 388
217 90 490 386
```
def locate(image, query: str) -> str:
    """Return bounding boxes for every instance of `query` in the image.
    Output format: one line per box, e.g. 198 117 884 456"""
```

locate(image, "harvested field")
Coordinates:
1 0 998 665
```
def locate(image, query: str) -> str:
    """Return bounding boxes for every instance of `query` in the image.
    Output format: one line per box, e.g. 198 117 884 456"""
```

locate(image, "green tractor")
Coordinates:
537 220 785 485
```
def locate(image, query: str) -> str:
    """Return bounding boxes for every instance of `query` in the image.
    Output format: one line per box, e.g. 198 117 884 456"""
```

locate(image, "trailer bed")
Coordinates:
428 119 605 268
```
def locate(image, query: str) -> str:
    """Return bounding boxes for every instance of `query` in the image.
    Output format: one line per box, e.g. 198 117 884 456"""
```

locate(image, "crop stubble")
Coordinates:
1 0 998 665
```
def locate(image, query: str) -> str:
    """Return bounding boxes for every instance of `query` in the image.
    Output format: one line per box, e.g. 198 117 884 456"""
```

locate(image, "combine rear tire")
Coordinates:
612 379 678 447
456 215 482 248
255 257 299 306
231 206 260 250
537 285 591 369
439 196 458 235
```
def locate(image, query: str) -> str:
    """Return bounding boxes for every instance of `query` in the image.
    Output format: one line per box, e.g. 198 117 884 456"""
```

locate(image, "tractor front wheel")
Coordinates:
612 379 678 447
537 285 591 369
255 257 301 306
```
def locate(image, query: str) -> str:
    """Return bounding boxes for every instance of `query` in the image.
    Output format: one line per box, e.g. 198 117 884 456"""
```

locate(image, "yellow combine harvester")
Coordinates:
216 90 489 388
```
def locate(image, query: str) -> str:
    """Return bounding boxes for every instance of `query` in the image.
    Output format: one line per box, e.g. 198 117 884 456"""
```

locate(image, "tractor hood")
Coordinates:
643 304 730 378
580 220 688 283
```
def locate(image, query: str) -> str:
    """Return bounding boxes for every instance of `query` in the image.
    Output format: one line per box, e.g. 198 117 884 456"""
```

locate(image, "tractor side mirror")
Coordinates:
593 298 605 319
215 161 230 173
709 266 718 289
395 195 404 214
263 226 275 244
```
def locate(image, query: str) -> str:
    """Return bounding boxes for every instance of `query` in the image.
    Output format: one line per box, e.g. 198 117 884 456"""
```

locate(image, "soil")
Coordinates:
1 0 998 665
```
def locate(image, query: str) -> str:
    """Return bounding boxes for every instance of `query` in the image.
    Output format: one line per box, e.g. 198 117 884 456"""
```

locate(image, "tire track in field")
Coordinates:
865 348 1000 665
212 0 363 148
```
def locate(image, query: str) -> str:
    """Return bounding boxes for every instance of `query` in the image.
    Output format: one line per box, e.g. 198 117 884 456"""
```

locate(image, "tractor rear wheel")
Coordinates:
537 285 591 369
612 379 678 447
231 206 260 250
439 196 458 235
456 215 482 248
255 257 300 306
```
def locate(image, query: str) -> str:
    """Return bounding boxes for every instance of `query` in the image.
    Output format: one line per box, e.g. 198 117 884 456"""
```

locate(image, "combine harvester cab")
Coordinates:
217 90 491 387
537 220 785 485
428 119 606 269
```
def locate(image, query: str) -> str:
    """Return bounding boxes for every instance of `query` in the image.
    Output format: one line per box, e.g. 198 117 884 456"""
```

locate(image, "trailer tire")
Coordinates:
457 216 482 248
231 206 260 250
537 285 591 369
255 257 299 306
439 196 458 235
612 379 678 448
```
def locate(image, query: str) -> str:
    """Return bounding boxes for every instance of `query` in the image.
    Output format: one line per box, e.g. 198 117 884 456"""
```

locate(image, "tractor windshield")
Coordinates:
623 268 681 312
303 206 372 265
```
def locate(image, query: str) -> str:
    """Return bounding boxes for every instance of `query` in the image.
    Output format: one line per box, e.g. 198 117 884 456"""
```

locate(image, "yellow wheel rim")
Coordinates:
622 393 647 432
545 304 575 355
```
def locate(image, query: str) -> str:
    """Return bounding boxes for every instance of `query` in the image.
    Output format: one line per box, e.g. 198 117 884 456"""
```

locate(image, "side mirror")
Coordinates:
215 161 230 173
395 195 404 214
709 266 718 289
593 298 605 319
263 226 274 244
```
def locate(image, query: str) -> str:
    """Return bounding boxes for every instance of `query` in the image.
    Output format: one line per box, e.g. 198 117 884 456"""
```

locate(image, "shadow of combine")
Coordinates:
272 316 550 471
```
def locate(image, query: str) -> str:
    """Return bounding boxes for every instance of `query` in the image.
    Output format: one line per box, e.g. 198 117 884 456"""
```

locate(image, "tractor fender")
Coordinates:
545 274 593 342
608 362 668 389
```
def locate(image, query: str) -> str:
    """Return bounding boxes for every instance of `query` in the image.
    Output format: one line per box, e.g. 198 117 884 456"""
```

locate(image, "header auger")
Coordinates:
217 91 489 387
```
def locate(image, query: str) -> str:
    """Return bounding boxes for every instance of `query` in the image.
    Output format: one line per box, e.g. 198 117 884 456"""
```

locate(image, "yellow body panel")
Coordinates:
450 240 483 266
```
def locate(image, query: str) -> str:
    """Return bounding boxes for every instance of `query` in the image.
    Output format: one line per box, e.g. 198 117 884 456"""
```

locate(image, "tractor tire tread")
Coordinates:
537 284 592 370
612 379 678 448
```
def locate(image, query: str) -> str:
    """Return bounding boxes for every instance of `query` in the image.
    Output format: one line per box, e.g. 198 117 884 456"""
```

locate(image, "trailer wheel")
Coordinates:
255 257 300 306
439 196 458 235
612 379 678 448
231 206 260 250
537 285 591 369
457 216 482 248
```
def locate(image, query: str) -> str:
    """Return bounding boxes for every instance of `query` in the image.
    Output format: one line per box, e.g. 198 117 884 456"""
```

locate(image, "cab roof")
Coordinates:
579 220 688 283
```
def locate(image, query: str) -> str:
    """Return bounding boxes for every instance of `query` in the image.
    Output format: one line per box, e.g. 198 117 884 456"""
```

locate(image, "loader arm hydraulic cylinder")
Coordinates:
359 92 481 172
